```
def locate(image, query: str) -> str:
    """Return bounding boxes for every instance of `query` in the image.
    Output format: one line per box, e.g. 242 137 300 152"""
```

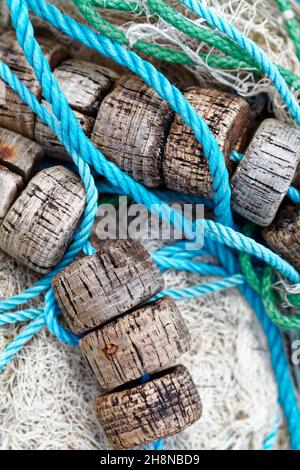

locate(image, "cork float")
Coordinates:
2 30 300 448
1 30 299 232
52 239 202 449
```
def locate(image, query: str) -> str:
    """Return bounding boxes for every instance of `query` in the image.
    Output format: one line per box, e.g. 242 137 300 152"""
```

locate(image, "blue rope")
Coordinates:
0 308 43 325
154 274 245 300
262 407 281 450
0 0 299 449
15 0 234 227
287 186 300 204
180 0 300 125
0 61 298 282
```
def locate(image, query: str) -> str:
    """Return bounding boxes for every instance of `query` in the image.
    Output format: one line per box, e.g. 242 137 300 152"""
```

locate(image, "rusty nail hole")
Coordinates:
0 143 15 161
102 343 119 360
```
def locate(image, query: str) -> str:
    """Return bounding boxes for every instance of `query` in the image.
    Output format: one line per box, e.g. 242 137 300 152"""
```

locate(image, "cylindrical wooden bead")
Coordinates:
163 87 250 196
92 74 174 187
80 297 191 391
0 31 68 139
94 365 202 449
0 165 23 219
35 102 95 161
262 204 300 271
231 119 300 226
35 60 117 160
52 239 164 334
0 127 44 181
0 166 86 273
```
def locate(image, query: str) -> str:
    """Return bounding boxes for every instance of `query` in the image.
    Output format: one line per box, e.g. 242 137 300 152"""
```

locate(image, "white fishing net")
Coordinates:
0 248 286 450
0 0 297 450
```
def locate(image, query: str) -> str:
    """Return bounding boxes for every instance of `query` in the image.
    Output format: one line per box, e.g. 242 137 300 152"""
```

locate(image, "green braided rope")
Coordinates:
286 293 300 307
239 224 300 330
91 0 257 64
73 0 254 68
73 0 300 92
276 0 300 60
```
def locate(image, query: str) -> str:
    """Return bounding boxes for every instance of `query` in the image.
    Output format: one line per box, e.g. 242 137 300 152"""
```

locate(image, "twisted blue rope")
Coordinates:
180 0 300 125
0 308 43 325
0 0 299 449
154 274 245 300
0 60 299 282
262 407 281 450
15 0 234 227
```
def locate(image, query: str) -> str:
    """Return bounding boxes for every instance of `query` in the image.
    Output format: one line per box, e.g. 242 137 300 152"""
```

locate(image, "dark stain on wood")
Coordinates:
0 143 15 161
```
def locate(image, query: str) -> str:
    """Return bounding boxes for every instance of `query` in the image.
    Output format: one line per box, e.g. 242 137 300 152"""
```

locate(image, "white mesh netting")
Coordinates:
0 0 298 450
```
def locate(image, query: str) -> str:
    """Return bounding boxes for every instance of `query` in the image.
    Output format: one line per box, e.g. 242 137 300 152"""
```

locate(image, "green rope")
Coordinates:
73 0 300 325
73 0 254 68
276 0 300 60
239 224 300 330
286 293 300 307
72 0 300 92
92 0 257 64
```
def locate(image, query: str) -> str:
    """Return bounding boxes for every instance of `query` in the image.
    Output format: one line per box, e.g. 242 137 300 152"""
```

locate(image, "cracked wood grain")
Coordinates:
0 165 23 220
0 31 68 138
0 126 43 181
0 165 86 273
35 59 117 160
163 87 250 197
92 74 174 188
231 119 300 226
80 297 191 391
35 101 95 161
263 203 300 271
94 365 202 449
52 239 164 334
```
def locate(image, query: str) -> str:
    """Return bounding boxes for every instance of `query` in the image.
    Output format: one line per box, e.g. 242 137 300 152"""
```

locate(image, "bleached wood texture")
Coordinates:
35 60 117 160
0 166 86 273
52 239 164 334
262 204 300 271
0 31 67 138
231 119 300 226
0 127 43 181
94 365 202 449
35 101 95 161
80 297 191 391
163 87 250 196
53 60 118 116
92 74 174 187
0 165 23 219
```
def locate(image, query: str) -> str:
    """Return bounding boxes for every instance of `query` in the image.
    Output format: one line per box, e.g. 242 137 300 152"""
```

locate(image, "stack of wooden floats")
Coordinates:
53 239 202 448
1 30 300 445
0 31 203 449
0 143 203 446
